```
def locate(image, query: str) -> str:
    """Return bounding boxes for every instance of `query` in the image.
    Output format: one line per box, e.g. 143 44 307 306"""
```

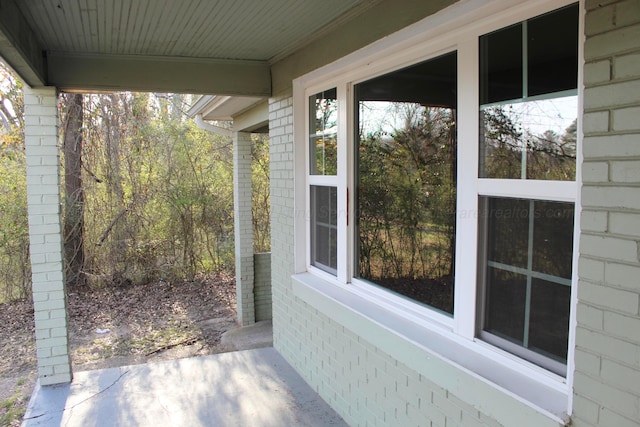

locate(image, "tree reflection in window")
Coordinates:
309 89 338 176
480 96 577 180
355 52 457 314
479 3 578 181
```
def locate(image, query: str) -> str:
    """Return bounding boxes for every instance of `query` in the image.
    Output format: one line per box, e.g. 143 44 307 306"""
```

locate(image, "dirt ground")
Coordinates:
0 273 239 426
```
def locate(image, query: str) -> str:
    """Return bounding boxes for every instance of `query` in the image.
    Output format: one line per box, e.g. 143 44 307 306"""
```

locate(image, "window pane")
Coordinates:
485 268 527 344
309 89 338 175
479 96 577 180
529 278 571 362
486 197 529 269
310 185 337 274
528 4 579 97
355 52 457 314
532 201 575 278
480 196 574 371
479 23 522 105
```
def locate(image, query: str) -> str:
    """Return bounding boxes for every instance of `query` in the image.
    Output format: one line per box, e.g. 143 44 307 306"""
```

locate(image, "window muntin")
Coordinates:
354 52 457 314
479 3 578 181
479 197 574 375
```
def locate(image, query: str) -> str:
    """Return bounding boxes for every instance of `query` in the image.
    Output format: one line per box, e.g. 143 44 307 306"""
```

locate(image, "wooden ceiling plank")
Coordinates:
156 0 188 56
189 1 228 58
121 0 138 54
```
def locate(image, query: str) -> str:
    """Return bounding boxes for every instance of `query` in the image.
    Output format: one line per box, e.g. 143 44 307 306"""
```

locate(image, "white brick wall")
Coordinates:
24 86 72 385
575 1 640 426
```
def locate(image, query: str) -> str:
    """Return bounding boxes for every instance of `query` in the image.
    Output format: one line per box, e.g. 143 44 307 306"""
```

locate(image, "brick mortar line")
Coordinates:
579 253 640 269
585 48 640 64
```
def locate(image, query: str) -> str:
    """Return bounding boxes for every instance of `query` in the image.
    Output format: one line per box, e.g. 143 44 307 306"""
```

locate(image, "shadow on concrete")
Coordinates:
22 347 346 427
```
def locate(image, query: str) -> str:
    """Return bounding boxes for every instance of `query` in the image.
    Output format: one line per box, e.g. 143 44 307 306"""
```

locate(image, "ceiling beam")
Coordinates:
0 0 46 86
47 53 272 96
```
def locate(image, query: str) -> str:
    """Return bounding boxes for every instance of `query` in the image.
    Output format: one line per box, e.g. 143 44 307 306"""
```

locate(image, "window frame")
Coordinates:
293 0 583 419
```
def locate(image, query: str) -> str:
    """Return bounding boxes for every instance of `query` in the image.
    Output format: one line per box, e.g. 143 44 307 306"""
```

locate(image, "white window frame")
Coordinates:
292 0 583 421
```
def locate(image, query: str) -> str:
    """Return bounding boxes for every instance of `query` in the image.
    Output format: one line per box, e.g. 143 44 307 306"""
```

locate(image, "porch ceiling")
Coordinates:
0 0 381 94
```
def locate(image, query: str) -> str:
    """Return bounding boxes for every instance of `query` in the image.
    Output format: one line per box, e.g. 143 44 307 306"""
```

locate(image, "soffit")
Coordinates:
18 0 376 61
188 94 264 121
0 0 384 92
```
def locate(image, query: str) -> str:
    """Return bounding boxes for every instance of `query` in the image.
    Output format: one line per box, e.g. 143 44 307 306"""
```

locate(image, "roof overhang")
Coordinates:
1 0 460 98
0 0 46 86
188 95 269 134
188 95 265 122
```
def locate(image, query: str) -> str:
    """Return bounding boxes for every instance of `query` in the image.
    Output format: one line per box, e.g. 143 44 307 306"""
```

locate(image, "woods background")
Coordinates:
0 63 270 302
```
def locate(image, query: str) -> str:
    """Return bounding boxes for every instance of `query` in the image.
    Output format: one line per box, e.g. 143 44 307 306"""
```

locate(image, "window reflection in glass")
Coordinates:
355 52 457 315
479 96 577 180
309 89 338 176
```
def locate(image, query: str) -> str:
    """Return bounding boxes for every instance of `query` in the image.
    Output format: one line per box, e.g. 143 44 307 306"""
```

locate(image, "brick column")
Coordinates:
234 131 255 326
24 87 72 385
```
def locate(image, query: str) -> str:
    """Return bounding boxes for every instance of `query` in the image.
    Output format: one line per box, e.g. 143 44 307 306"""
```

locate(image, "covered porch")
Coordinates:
0 0 389 388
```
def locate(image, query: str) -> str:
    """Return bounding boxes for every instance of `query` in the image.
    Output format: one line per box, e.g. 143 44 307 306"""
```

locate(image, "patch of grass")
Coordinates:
0 386 27 426
129 322 199 354
72 336 133 364
72 321 200 363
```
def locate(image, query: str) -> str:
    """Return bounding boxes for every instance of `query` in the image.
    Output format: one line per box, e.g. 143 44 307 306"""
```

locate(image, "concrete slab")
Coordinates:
22 348 346 427
221 320 273 351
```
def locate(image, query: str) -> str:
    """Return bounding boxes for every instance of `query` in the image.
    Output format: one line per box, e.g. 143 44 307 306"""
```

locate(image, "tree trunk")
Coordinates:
63 93 85 287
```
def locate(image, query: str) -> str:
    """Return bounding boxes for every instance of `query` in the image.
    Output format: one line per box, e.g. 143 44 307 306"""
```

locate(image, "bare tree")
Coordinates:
62 93 85 287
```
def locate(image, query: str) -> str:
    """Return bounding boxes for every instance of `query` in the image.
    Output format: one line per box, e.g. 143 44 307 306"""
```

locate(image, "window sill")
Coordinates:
292 272 570 426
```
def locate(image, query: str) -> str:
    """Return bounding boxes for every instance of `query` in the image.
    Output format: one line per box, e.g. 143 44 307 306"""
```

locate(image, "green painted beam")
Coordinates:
0 0 46 86
47 53 272 96
270 0 457 96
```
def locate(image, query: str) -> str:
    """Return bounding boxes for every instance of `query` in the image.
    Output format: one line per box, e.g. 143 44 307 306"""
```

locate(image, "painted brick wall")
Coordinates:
254 252 272 321
268 94 296 356
574 1 640 426
269 95 513 426
24 86 72 385
234 131 255 326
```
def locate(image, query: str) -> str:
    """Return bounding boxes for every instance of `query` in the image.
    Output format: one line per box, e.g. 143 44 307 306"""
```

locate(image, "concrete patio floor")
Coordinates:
21 346 347 426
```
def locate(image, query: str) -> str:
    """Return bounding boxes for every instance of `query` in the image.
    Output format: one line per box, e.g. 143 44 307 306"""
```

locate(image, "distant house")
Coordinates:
1 0 639 425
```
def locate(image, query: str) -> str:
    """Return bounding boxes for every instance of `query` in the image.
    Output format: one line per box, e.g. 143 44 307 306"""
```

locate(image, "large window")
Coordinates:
302 2 579 378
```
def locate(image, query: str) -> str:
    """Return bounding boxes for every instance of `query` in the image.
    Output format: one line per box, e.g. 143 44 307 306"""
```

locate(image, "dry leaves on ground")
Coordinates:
0 273 238 426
